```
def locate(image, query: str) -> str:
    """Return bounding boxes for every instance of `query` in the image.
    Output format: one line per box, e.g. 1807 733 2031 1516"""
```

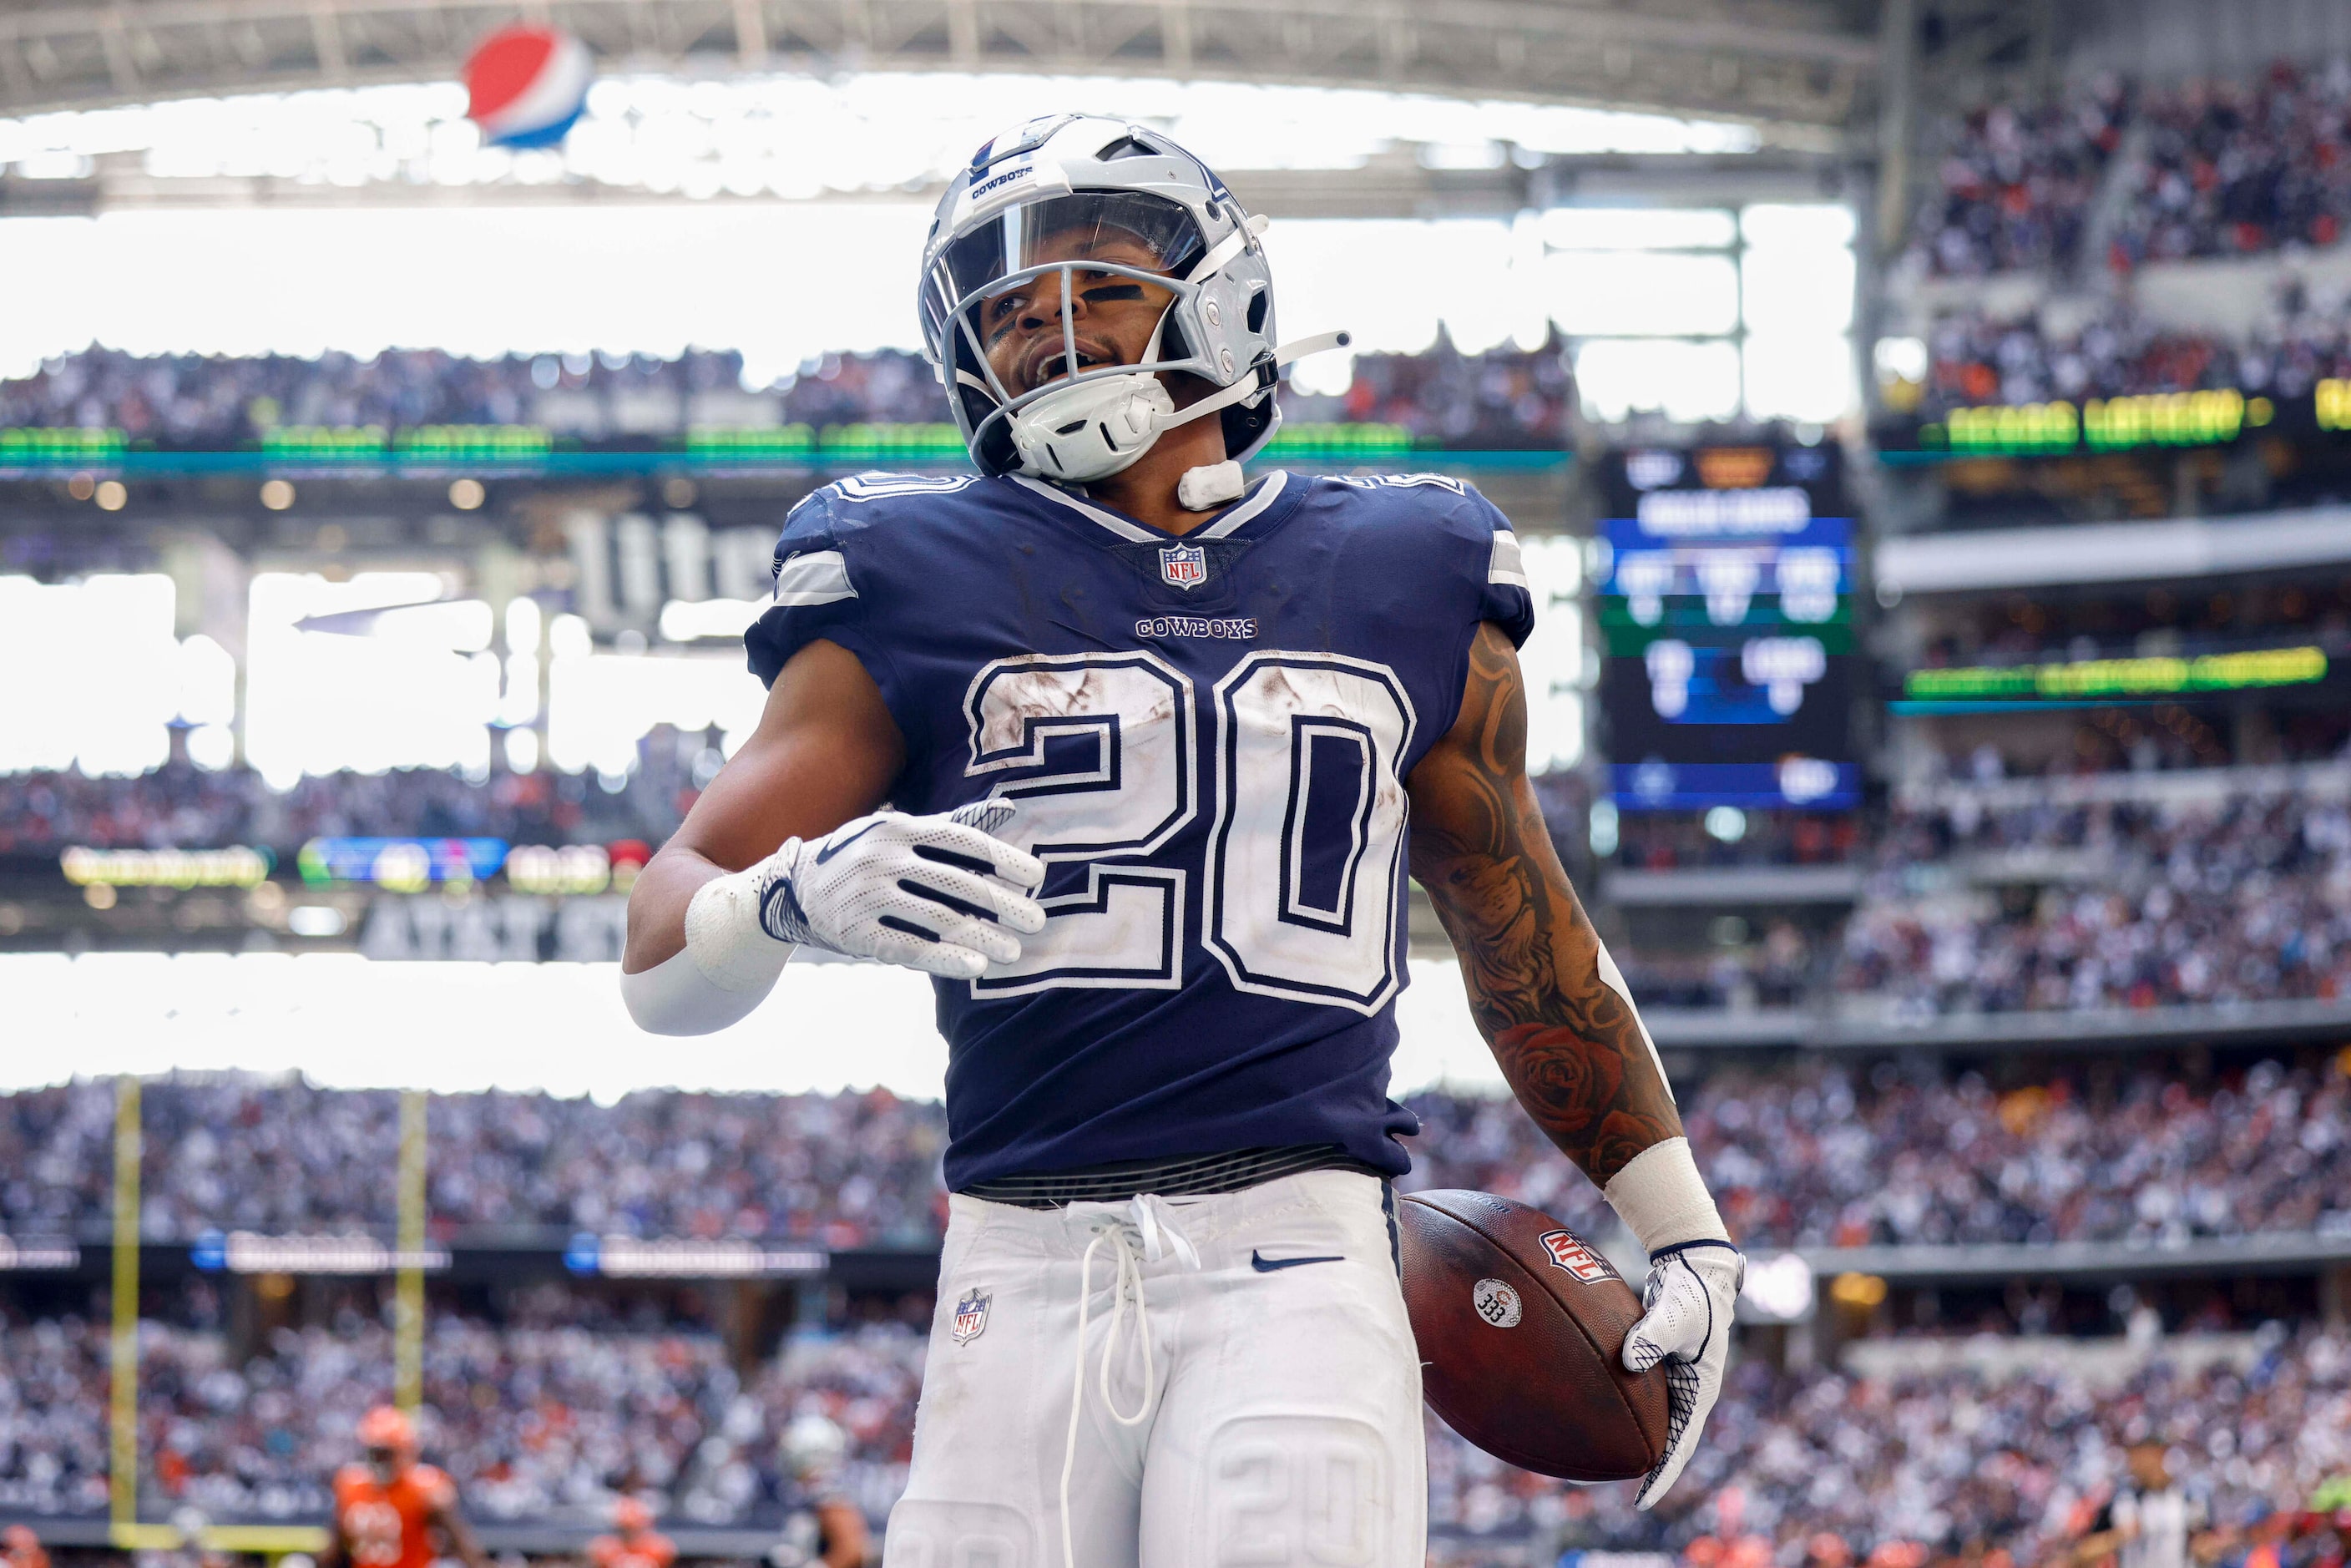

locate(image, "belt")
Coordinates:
959 1144 1385 1208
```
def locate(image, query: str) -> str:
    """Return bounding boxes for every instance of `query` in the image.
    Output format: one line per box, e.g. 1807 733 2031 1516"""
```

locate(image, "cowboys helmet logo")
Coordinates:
1160 543 1208 590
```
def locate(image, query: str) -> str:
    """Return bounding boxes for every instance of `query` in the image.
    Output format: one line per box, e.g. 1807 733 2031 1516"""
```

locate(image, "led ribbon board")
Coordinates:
1597 443 1859 811
0 421 1445 476
1899 646 2329 709
1879 377 2351 458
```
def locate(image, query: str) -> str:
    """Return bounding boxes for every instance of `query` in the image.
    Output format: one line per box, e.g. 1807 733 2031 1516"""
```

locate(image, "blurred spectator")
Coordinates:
1911 80 2132 278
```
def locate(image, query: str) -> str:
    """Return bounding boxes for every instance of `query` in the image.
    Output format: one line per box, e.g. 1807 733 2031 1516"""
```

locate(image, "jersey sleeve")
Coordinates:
1461 485 1537 648
743 485 884 688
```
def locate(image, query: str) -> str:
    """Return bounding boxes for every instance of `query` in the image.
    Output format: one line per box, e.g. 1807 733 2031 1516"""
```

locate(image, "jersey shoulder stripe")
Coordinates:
1488 527 1528 588
771 549 855 606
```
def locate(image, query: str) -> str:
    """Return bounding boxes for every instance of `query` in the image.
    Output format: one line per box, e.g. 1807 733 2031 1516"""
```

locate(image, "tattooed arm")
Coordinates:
1406 620 1680 1186
1412 622 1742 1509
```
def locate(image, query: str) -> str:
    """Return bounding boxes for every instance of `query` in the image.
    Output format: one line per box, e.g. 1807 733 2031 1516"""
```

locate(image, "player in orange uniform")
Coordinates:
2 1524 51 1568
320 1406 488 1568
586 1498 676 1568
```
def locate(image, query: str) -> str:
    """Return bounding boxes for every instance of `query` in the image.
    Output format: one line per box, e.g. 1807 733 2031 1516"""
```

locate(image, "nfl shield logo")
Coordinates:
951 1288 991 1345
1536 1229 1615 1283
1159 544 1208 590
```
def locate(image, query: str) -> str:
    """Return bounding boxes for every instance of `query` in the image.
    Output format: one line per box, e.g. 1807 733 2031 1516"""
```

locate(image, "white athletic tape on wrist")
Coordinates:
1602 1137 1729 1256
686 857 801 989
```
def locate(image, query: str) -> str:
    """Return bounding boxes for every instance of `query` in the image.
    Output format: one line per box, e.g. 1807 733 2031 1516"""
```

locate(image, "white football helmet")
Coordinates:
918 114 1345 483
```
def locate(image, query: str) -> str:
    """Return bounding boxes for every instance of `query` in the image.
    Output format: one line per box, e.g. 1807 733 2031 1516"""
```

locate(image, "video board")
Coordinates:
1596 443 1859 812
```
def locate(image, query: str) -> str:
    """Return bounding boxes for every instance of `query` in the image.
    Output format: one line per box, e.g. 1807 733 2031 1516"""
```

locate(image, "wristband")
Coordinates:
1601 1136 1730 1256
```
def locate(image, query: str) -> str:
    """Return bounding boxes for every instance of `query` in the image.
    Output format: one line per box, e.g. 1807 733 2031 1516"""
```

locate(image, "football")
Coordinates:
1397 1189 1671 1482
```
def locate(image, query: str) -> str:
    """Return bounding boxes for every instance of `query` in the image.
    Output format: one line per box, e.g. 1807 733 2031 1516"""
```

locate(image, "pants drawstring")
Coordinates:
1059 1195 1200 1568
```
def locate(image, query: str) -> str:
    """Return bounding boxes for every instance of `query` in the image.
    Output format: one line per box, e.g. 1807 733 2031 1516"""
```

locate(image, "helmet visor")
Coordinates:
923 190 1208 402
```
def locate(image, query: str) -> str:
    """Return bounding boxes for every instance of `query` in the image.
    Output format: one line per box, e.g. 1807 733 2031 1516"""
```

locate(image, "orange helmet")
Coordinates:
357 1406 418 1461
613 1498 653 1535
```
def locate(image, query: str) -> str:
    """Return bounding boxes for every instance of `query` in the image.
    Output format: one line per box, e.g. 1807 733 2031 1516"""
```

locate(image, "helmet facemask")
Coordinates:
922 190 1261 482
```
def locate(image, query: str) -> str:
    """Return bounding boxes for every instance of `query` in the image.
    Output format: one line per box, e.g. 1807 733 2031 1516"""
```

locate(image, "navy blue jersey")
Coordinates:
745 468 1534 1190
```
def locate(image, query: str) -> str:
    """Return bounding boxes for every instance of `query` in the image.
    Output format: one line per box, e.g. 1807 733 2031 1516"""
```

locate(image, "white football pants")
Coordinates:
882 1169 1427 1568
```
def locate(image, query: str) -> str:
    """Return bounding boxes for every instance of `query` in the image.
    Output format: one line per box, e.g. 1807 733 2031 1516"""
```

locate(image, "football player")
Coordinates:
2 1524 50 1568
769 1414 869 1568
586 1498 675 1568
624 114 1744 1565
320 1406 488 1568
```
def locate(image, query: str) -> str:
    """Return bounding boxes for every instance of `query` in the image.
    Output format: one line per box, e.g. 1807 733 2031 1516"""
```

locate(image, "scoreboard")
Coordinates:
1596 443 1859 812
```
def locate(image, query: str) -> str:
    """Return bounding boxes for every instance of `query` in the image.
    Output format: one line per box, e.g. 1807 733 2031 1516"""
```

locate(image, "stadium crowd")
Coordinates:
1919 286 2351 415
0 1301 921 1528
0 760 684 857
1610 810 1862 871
15 1080 949 1247
1910 61 2351 279
7 1055 2346 1253
1914 581 2351 673
0 347 943 446
1617 933 1820 1012
0 339 1570 448
2110 61 2351 266
5 1296 2347 1566
1436 1322 2351 1562
1838 785 2351 1017
1911 78 2133 278
1282 331 1573 449
1413 1055 2351 1250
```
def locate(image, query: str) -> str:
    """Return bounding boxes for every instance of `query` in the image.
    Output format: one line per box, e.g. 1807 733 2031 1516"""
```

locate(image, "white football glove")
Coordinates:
1622 1238 1745 1510
742 798 1046 979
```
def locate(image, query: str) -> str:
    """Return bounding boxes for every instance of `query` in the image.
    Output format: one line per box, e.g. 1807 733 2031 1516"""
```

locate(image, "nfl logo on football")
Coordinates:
1537 1229 1615 1283
1159 543 1208 589
951 1287 991 1345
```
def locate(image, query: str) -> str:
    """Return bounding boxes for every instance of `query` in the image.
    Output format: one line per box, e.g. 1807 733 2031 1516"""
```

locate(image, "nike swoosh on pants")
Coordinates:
1251 1250 1345 1272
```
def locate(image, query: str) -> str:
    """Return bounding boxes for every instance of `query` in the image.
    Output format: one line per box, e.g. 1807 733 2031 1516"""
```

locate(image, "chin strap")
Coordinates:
1155 329 1352 434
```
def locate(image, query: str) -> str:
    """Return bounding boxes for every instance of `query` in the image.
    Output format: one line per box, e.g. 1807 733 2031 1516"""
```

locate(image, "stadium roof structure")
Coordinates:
0 0 1883 139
